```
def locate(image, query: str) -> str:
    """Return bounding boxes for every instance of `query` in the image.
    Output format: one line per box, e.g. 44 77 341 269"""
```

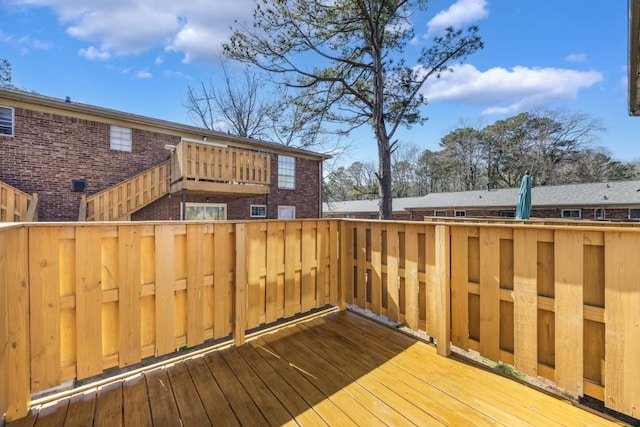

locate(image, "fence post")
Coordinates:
338 220 348 310
234 223 247 346
434 225 451 356
1 226 30 421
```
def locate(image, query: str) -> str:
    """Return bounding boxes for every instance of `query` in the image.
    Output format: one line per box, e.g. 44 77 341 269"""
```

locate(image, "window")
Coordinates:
110 125 132 152
435 210 447 217
183 203 226 220
250 205 267 218
0 106 14 136
629 209 640 219
278 206 296 219
499 210 515 217
278 155 295 189
561 209 581 219
455 210 466 217
594 208 605 220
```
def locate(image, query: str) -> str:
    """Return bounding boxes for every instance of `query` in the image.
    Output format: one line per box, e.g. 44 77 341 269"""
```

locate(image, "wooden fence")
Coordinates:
0 181 37 222
341 219 640 419
2 219 640 421
0 220 338 421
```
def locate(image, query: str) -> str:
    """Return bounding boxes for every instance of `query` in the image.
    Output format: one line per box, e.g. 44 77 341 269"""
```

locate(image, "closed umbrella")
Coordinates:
515 171 532 220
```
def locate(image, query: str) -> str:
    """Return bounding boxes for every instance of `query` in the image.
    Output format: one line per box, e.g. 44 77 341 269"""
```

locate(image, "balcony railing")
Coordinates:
170 140 270 195
83 160 171 221
0 181 37 222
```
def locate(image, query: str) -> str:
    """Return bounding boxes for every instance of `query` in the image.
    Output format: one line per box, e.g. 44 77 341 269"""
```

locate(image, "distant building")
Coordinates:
323 180 640 221
0 87 328 222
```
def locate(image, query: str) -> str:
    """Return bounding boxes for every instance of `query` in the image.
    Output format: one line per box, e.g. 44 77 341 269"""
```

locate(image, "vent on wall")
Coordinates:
72 179 86 192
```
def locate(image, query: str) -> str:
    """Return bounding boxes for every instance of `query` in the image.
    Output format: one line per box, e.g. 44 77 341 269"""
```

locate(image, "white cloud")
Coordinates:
10 0 254 62
565 53 587 63
427 0 488 35
135 70 153 79
79 45 110 60
420 64 603 115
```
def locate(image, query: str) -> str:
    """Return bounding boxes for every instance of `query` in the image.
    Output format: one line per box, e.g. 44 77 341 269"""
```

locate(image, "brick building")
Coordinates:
0 88 328 222
324 180 640 221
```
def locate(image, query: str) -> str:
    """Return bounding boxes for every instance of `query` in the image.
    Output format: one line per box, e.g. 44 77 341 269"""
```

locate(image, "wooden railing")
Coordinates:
0 181 37 222
0 219 338 421
341 219 640 419
171 141 270 187
3 218 640 421
84 160 171 221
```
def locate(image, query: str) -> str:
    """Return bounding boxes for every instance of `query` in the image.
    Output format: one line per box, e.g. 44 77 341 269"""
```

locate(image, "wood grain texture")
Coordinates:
513 228 538 377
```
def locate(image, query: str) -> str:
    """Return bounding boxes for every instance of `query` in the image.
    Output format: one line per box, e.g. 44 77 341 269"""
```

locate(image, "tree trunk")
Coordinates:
377 134 393 219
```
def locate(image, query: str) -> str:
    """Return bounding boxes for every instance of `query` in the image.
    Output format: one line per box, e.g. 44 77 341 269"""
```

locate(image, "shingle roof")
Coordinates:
323 180 640 214
0 87 329 160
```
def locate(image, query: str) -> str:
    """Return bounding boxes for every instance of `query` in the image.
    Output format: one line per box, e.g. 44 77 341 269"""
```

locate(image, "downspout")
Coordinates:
181 188 187 219
319 159 324 218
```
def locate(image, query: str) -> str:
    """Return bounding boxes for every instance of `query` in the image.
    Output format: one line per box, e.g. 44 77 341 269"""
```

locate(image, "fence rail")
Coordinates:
2 218 640 421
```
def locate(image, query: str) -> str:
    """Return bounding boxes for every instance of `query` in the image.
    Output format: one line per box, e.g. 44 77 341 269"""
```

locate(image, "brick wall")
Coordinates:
1 108 178 221
2 106 323 221
134 155 321 220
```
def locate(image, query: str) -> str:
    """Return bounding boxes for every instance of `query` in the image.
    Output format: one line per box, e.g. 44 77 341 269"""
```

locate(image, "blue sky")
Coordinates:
1 0 637 164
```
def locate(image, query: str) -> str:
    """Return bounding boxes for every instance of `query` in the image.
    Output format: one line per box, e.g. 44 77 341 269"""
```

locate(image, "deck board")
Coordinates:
8 310 622 427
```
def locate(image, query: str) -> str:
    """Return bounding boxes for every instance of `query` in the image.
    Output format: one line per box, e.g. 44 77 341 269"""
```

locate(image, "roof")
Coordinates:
0 87 330 160
323 180 640 214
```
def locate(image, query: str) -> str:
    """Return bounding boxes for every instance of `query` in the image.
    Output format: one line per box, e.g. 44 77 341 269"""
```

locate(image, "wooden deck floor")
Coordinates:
7 310 621 427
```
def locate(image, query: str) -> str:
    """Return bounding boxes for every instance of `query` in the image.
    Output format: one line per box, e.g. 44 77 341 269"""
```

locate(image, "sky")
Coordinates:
1 0 638 165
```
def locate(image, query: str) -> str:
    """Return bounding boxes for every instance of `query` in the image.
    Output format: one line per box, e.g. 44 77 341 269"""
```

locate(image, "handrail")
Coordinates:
0 181 33 222
172 140 270 186
85 160 171 221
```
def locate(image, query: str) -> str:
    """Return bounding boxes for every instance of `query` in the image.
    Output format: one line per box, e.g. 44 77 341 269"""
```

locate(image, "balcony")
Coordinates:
170 140 271 196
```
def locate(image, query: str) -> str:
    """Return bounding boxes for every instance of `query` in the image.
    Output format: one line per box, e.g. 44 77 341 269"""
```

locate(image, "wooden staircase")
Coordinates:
81 160 171 221
0 181 38 222
79 140 272 221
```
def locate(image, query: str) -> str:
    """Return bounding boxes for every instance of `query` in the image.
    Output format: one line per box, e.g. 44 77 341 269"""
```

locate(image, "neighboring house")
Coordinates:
0 87 328 222
324 180 640 221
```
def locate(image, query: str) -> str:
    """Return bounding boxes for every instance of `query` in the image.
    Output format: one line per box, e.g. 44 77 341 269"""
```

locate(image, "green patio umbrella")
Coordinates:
515 171 532 219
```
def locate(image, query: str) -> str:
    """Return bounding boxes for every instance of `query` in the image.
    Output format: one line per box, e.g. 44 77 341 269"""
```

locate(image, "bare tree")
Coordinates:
225 0 483 218
184 61 271 138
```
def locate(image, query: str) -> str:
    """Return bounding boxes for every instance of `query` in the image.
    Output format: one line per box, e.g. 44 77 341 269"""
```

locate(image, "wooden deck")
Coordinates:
7 311 621 427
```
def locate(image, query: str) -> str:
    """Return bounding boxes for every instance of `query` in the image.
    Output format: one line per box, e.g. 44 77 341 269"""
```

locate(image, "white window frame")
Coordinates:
561 209 581 219
278 205 296 219
110 125 132 152
182 202 227 220
629 208 640 219
454 210 466 217
0 106 14 136
278 155 295 189
594 208 605 220
434 210 447 217
250 204 267 218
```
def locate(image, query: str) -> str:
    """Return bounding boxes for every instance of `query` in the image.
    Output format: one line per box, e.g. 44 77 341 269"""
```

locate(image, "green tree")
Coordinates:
0 59 13 87
224 0 482 218
440 127 486 191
